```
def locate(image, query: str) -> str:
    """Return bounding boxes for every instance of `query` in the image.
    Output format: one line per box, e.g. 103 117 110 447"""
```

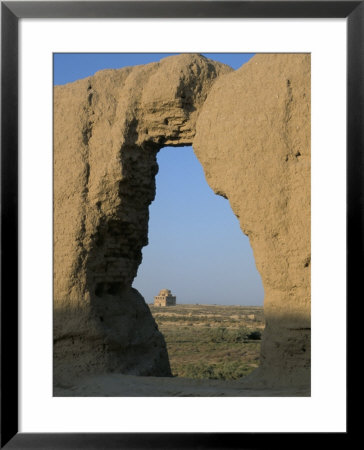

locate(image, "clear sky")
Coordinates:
54 53 264 306
53 53 254 85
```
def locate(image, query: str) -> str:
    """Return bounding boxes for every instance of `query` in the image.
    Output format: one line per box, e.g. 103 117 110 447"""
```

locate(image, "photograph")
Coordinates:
2 0 356 445
53 52 311 397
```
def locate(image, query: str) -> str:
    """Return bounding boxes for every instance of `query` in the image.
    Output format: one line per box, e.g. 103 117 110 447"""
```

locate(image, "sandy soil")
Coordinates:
54 373 309 397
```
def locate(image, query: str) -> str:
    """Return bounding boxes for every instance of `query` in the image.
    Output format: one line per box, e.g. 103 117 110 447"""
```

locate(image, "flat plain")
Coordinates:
149 304 265 380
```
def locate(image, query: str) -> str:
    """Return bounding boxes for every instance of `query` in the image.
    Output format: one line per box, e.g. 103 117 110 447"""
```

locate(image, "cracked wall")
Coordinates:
54 53 310 389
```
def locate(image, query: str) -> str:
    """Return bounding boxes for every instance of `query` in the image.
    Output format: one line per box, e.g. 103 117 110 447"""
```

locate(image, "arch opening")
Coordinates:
133 145 265 380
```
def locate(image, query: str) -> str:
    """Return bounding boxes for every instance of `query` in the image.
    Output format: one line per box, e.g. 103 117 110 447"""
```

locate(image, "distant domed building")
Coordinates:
154 289 176 306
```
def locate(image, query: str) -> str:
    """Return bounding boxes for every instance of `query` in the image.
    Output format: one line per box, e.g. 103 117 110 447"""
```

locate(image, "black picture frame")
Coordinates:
1 1 359 448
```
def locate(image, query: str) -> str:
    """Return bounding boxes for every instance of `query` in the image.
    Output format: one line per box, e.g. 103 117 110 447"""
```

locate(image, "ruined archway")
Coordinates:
54 53 310 392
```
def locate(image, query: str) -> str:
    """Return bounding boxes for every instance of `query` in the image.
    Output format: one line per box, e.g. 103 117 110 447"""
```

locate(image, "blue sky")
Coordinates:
134 146 264 306
54 53 264 306
54 53 254 85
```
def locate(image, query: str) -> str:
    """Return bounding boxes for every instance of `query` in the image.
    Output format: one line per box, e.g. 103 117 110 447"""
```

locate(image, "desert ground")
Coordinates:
53 304 309 396
149 304 264 380
55 304 299 397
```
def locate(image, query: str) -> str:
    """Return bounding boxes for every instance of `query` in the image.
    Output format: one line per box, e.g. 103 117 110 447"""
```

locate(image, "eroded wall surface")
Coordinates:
194 54 311 387
54 54 232 384
54 53 310 389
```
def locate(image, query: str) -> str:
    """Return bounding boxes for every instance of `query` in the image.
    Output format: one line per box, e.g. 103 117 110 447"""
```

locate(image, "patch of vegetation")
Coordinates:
247 330 262 340
174 361 256 380
149 304 264 381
